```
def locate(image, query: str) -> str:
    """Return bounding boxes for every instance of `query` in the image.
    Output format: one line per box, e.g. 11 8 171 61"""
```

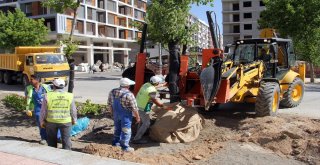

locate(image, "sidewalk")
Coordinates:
0 139 140 165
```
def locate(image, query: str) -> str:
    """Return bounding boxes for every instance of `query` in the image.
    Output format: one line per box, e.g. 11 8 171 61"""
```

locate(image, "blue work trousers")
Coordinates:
112 95 133 150
35 113 47 140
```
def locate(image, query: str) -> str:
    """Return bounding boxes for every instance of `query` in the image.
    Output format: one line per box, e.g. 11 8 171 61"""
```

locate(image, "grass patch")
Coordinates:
2 94 26 111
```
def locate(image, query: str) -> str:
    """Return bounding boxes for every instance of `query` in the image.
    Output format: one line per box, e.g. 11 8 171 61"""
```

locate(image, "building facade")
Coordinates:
188 14 211 51
0 0 146 67
222 0 265 46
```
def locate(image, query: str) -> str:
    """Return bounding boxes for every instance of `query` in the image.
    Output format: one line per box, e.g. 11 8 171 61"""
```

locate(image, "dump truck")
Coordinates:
0 47 70 86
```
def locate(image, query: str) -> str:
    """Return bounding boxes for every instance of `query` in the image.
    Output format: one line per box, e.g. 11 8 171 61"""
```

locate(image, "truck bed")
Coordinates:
0 54 24 71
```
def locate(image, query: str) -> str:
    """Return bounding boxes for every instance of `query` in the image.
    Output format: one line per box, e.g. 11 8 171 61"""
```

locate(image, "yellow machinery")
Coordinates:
197 37 305 116
0 47 70 86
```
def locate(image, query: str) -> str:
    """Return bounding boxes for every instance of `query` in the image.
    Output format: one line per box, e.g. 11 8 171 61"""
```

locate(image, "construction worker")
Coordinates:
259 48 271 62
108 78 141 152
25 75 52 145
132 76 169 144
40 78 77 150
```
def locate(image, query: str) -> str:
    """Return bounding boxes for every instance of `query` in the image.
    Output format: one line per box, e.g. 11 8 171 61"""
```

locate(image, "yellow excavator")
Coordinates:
180 12 305 117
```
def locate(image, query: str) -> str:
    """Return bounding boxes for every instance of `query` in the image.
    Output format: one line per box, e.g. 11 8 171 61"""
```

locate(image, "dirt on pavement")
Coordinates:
0 93 319 165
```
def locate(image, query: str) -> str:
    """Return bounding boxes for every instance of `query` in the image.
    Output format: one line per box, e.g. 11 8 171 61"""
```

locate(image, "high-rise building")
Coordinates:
222 0 266 46
0 0 147 67
188 14 211 51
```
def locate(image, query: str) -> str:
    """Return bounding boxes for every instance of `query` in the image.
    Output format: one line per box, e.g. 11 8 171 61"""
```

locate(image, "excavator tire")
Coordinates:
255 82 280 117
280 77 304 108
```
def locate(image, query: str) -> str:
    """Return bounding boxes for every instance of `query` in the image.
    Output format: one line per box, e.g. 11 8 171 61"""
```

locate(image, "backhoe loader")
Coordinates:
179 12 305 116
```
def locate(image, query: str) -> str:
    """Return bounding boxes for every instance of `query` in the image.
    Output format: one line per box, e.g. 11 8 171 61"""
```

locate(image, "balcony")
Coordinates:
119 6 133 17
98 25 116 38
134 0 146 11
85 0 95 6
119 0 131 5
118 17 127 27
119 29 133 40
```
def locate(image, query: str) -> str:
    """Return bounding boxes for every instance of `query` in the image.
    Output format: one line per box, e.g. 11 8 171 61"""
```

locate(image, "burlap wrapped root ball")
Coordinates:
149 103 205 143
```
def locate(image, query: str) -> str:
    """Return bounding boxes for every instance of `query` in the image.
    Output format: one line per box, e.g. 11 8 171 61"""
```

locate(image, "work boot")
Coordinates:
39 140 47 145
122 147 135 152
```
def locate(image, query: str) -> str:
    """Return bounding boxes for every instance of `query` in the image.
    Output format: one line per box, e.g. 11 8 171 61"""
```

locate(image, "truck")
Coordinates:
0 46 70 86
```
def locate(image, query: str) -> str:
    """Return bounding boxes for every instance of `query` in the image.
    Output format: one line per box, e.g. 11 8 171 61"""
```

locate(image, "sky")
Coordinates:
190 1 222 31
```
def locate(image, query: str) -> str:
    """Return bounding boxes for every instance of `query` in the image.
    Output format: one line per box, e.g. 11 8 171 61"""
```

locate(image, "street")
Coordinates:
0 72 319 119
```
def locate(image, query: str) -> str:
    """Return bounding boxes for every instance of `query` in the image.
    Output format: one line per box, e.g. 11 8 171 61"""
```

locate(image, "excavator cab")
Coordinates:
233 38 298 80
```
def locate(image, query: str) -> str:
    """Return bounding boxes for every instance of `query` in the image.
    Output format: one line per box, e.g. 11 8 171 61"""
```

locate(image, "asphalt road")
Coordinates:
0 72 319 119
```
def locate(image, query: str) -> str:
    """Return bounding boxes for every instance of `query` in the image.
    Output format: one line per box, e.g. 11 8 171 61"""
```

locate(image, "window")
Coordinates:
233 25 240 33
243 1 252 7
243 13 252 19
233 3 239 11
244 35 252 39
260 1 265 6
87 8 93 20
25 3 32 16
233 14 240 22
244 24 252 30
288 42 296 67
107 0 116 12
26 56 34 66
235 44 255 64
98 0 104 9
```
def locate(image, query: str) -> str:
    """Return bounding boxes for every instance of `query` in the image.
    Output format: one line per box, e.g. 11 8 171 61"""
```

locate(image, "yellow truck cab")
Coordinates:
0 47 70 86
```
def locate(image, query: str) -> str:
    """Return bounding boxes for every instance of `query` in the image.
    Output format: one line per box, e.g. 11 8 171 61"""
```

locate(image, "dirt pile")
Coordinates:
82 118 236 165
237 115 320 165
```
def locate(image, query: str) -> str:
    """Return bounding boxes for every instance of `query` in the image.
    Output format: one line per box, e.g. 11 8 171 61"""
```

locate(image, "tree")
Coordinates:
42 0 81 93
0 9 48 52
259 0 320 83
146 0 214 103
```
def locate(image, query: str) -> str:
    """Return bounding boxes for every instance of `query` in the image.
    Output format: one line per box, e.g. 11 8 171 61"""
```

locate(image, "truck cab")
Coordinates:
0 47 70 86
23 53 70 86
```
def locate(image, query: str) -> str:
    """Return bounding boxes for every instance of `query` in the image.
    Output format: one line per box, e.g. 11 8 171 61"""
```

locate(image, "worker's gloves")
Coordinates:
25 110 32 117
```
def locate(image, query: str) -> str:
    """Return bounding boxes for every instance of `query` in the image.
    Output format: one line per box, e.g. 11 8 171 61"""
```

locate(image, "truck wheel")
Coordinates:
22 74 30 87
280 77 304 108
255 82 280 117
3 72 13 85
0 71 4 83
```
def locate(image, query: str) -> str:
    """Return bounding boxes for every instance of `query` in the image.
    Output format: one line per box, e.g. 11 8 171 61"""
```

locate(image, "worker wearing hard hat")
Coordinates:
107 78 141 152
40 78 77 150
25 75 52 145
132 76 170 144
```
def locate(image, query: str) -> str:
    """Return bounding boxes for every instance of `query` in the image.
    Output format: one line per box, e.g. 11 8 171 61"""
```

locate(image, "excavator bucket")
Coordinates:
200 57 223 110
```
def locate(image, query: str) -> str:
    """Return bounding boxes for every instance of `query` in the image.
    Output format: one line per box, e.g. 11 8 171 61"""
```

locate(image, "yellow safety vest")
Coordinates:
136 83 157 111
46 91 73 124
26 84 51 110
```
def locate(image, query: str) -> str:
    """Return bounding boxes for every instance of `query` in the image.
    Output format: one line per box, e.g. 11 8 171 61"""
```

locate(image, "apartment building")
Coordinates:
0 0 147 67
188 14 211 51
222 0 266 46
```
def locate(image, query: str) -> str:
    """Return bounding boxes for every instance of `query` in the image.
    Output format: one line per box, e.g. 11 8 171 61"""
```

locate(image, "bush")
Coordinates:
76 99 107 116
2 94 26 111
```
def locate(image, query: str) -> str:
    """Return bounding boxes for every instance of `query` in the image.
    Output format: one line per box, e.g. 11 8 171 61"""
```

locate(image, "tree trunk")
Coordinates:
168 40 181 103
67 4 80 93
310 62 315 83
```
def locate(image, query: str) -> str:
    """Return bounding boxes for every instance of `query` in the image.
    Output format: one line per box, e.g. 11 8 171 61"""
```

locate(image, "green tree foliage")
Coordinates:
146 0 213 45
42 0 81 93
259 0 320 82
0 9 48 51
146 0 214 102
